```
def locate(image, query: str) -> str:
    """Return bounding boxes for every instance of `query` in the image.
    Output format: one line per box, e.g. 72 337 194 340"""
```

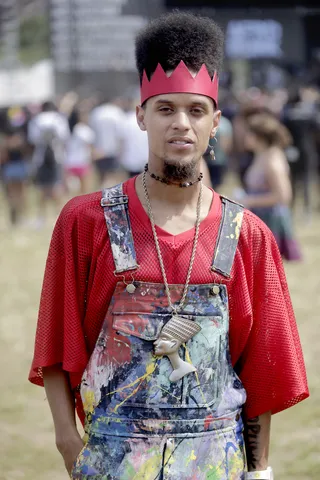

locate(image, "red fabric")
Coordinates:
65 165 91 178
29 177 309 422
140 61 219 105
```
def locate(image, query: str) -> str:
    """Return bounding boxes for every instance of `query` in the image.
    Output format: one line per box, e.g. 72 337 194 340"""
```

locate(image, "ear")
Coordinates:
136 105 146 131
210 109 221 138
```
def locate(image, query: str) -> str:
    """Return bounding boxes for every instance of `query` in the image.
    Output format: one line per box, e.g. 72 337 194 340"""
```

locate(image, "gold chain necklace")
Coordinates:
142 170 203 318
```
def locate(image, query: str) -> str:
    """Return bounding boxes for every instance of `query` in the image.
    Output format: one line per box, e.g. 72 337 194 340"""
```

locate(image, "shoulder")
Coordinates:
241 208 273 237
74 123 95 140
266 148 288 172
50 191 106 256
59 191 102 227
31 112 45 126
217 196 273 250
240 208 275 251
51 182 136 259
40 111 58 123
237 209 282 277
59 179 132 226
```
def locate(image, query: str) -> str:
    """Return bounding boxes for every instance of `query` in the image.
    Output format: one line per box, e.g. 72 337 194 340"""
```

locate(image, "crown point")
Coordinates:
140 61 219 105
142 70 149 82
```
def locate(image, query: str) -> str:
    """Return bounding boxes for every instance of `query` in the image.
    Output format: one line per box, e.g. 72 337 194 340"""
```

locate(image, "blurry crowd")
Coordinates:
0 88 148 228
1 82 320 257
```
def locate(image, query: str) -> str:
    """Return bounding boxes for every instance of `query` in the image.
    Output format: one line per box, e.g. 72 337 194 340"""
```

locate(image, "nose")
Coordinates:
172 111 191 131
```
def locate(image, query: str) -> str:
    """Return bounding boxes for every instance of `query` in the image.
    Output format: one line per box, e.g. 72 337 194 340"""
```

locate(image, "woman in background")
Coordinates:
64 103 95 195
241 113 302 261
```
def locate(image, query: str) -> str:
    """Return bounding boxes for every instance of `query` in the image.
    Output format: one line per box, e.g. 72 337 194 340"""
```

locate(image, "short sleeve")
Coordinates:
28 200 90 386
237 220 309 419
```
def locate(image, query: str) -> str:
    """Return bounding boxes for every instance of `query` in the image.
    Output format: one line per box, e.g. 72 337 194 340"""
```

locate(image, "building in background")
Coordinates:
165 1 320 91
50 0 163 100
0 0 53 107
1 1 320 107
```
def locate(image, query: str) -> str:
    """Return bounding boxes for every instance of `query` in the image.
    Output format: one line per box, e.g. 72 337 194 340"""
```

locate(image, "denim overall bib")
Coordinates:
71 184 247 480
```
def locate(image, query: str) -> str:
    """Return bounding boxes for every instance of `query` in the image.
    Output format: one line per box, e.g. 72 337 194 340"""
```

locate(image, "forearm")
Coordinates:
244 411 271 471
43 364 81 449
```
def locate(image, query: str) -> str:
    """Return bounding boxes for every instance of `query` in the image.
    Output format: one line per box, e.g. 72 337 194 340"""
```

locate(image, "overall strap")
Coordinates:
101 183 139 273
211 196 244 278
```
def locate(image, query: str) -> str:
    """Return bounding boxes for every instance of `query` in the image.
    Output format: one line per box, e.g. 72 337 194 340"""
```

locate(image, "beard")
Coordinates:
162 157 198 182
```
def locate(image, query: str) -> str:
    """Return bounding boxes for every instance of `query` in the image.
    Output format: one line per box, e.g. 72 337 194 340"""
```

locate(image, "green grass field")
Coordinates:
0 179 319 479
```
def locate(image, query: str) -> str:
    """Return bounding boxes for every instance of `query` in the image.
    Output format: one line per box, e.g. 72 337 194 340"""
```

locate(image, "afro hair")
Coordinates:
135 11 224 83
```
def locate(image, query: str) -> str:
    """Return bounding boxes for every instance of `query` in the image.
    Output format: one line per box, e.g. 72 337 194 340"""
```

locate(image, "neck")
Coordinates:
140 171 201 206
141 162 202 206
167 351 182 370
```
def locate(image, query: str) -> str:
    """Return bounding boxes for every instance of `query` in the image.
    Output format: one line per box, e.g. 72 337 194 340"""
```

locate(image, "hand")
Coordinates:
56 435 85 476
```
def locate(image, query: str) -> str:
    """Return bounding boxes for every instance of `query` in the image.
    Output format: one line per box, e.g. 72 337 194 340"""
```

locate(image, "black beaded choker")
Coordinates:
144 164 203 188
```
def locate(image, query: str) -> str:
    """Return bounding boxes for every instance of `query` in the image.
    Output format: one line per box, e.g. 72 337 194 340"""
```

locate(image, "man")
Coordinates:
118 87 149 177
29 12 308 479
89 96 126 188
28 101 70 226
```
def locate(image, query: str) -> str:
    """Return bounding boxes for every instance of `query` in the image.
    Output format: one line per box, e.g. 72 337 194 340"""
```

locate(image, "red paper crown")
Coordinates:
140 60 219 106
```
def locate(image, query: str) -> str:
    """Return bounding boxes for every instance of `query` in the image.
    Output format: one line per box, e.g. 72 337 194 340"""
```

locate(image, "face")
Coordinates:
136 93 220 179
153 332 179 356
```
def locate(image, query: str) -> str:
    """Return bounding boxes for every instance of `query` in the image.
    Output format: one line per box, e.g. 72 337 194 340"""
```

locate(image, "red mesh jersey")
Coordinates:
29 177 309 421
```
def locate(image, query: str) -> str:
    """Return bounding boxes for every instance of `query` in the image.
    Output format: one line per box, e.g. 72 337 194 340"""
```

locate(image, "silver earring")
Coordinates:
209 136 217 160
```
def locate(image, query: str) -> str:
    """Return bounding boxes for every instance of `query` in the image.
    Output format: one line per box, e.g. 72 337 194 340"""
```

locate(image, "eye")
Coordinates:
191 108 204 115
158 107 173 114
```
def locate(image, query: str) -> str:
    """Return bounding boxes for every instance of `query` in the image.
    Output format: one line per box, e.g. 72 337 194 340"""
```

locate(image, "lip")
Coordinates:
168 136 194 145
168 137 194 149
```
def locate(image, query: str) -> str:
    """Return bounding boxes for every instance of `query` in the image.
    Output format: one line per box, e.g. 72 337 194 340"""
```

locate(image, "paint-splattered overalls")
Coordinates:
71 184 247 480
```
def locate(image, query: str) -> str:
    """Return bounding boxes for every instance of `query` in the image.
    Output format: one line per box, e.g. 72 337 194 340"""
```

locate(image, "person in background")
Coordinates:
203 114 232 189
0 127 29 226
89 97 126 188
64 103 95 195
232 104 275 188
28 101 70 227
283 85 319 214
58 91 80 133
240 113 302 261
119 88 149 177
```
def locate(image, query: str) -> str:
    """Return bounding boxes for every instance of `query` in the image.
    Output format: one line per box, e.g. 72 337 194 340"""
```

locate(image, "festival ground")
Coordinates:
0 176 318 480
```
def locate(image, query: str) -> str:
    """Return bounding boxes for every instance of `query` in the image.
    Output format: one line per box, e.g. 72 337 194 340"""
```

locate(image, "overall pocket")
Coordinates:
111 312 184 408
111 311 226 409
